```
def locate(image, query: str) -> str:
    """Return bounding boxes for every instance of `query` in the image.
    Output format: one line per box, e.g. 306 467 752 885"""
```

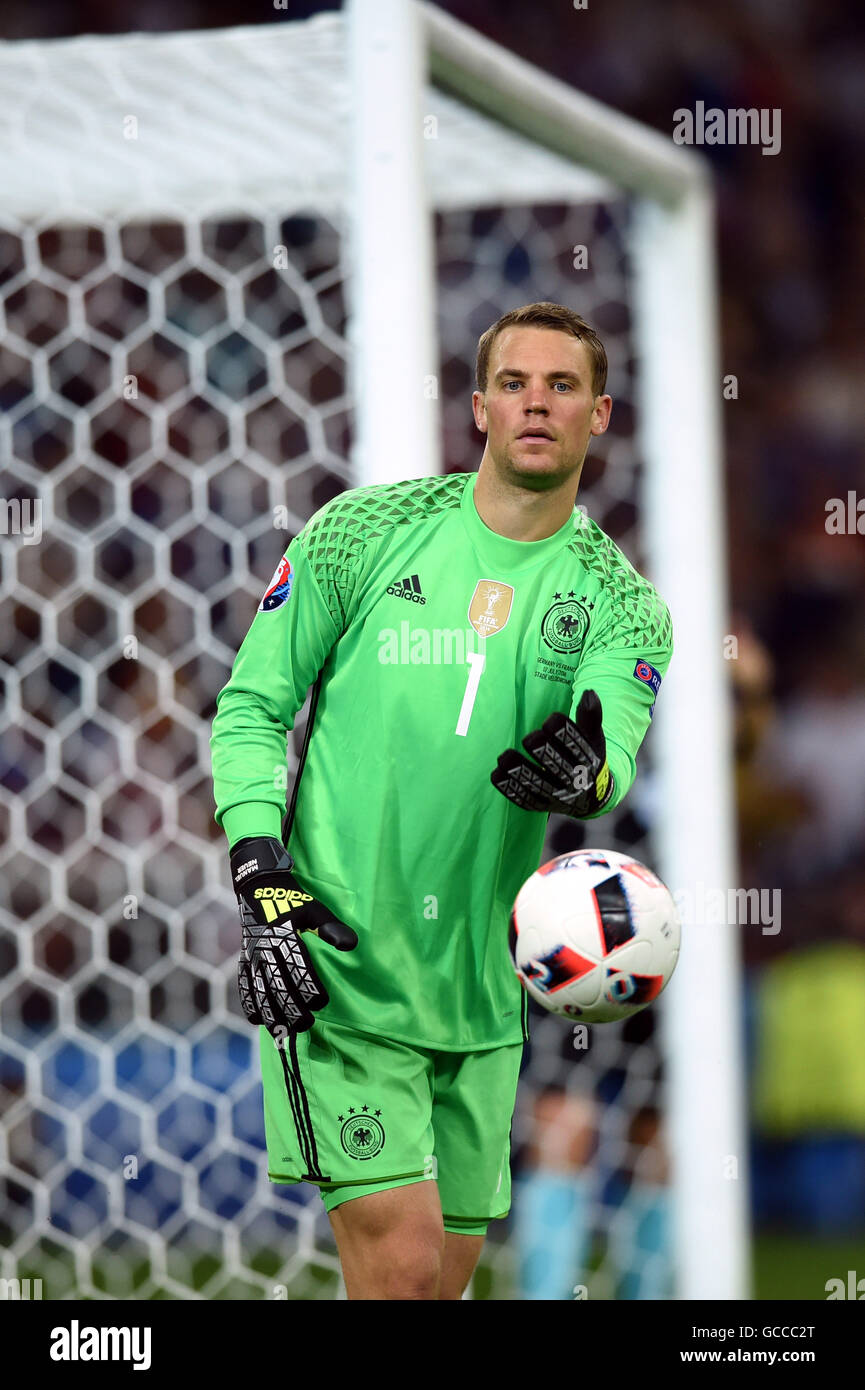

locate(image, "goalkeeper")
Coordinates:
211 301 672 1300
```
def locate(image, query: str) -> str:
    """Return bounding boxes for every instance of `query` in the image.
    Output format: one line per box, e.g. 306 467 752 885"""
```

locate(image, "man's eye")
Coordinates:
553 381 572 391
504 381 521 390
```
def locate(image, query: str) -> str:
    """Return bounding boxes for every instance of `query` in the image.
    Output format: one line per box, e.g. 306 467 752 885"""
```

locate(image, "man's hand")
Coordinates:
490 689 615 818
230 836 358 1037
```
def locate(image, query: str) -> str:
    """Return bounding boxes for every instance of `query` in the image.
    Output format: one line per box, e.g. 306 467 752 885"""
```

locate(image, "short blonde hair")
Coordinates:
476 301 608 397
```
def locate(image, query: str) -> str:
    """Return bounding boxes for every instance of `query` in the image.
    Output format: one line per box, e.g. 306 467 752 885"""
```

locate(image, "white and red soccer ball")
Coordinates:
509 849 680 1023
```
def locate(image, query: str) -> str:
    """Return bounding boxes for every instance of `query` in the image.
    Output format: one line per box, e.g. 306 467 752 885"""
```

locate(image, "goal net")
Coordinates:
0 5 743 1299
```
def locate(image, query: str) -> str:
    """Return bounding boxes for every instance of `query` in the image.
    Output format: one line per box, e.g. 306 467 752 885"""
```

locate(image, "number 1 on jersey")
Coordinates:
456 650 486 736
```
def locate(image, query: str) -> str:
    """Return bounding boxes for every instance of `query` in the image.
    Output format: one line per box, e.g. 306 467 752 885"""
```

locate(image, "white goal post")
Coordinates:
349 0 747 1301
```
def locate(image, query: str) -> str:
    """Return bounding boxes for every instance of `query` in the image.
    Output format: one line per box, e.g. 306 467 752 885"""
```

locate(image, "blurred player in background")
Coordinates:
210 301 672 1300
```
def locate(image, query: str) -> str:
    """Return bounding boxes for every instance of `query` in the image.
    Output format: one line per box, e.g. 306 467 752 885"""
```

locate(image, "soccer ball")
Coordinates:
509 848 680 1023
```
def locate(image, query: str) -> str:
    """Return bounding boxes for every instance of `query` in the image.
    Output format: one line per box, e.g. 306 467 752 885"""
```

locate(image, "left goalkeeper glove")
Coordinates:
230 836 358 1037
490 688 615 818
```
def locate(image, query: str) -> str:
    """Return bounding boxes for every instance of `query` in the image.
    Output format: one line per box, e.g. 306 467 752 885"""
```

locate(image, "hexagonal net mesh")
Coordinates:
0 21 671 1301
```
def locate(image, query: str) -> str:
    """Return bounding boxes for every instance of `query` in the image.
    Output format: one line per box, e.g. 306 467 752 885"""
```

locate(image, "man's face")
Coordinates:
472 326 612 490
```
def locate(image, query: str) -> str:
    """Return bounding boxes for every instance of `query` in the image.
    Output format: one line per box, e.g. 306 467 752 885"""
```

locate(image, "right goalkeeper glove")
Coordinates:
490 689 614 819
230 835 358 1037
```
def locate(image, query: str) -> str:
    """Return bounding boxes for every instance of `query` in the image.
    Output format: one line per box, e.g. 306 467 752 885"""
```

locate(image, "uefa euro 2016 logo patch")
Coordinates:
259 555 293 612
338 1106 386 1160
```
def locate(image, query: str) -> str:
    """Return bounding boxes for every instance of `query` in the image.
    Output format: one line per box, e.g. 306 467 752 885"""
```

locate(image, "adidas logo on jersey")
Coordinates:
386 573 426 605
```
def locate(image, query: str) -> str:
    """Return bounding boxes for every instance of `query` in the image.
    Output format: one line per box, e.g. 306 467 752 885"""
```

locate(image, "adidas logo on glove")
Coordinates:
254 885 314 922
254 886 314 904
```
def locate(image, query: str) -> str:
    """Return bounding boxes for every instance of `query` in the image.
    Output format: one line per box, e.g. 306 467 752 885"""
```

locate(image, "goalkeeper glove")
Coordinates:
230 835 358 1037
490 688 615 818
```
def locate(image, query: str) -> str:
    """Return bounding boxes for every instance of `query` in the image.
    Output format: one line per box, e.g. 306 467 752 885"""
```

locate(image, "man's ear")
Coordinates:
590 393 613 437
471 389 488 434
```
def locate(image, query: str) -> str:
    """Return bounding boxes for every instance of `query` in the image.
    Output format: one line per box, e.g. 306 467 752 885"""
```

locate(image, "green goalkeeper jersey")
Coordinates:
211 470 673 1050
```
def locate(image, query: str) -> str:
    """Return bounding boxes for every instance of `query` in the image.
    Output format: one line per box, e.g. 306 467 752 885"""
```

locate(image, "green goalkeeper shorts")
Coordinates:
258 1017 524 1236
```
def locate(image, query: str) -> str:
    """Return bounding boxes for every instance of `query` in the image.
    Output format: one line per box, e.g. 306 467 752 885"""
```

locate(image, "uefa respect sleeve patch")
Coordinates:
258 555 294 612
634 659 662 717
633 659 662 695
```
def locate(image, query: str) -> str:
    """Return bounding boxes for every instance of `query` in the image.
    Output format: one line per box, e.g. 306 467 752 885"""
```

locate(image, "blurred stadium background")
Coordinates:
1 0 864 1301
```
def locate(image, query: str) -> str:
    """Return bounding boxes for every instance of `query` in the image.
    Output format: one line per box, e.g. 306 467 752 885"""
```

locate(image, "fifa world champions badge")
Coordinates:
468 578 514 638
259 555 294 612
